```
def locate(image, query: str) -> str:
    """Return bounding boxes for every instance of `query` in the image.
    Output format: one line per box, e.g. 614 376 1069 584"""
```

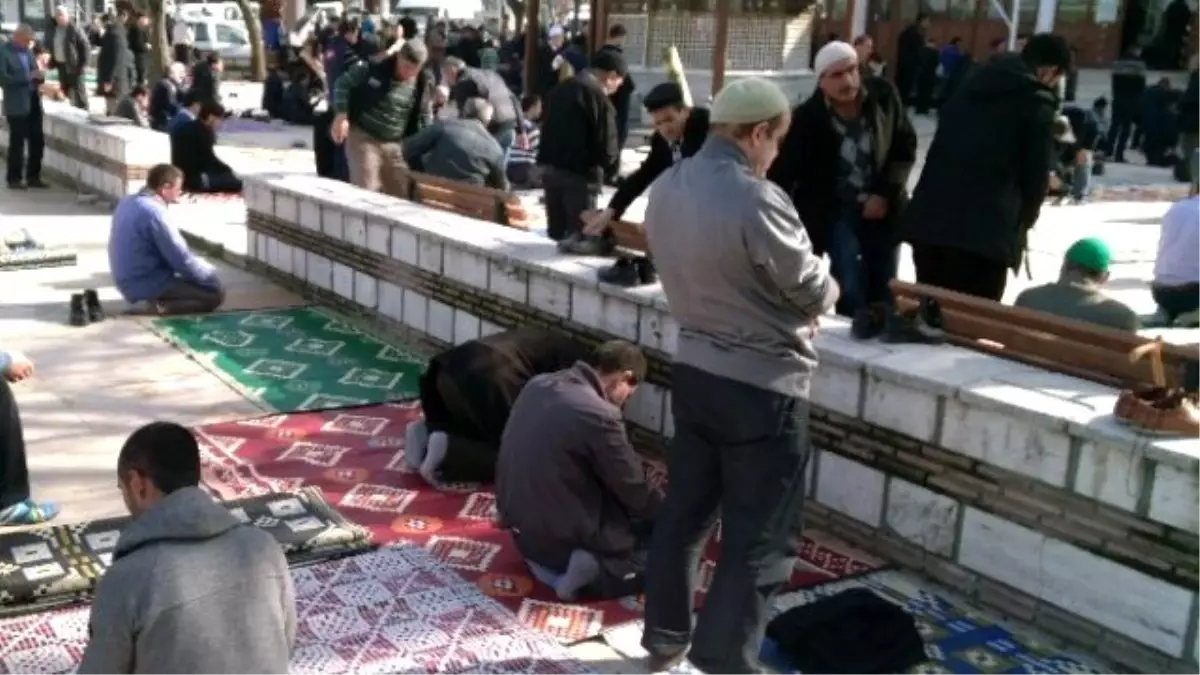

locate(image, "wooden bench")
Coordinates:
890 280 1198 390
393 171 531 229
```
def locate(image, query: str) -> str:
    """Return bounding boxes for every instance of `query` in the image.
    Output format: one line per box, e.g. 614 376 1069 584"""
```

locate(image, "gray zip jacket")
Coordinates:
644 136 838 398
78 487 296 674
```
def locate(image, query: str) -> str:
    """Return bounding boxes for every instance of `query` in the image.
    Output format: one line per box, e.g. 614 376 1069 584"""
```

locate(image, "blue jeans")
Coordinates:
1071 150 1094 201
827 212 901 317
641 364 812 673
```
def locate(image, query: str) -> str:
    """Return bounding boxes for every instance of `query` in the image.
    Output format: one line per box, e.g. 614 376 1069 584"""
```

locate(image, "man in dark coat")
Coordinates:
595 23 636 153
897 34 1071 302
97 8 134 115
893 14 928 107
442 56 527 158
189 53 224 107
45 6 91 109
769 40 917 338
1108 46 1147 163
148 61 187 131
583 81 710 286
170 102 242 193
405 328 589 484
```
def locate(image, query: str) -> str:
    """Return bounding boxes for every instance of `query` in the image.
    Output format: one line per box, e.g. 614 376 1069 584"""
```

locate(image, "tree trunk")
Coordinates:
148 1 169 83
236 0 267 81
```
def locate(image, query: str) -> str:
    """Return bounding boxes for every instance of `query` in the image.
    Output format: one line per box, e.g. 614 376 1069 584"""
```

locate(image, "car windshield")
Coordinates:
190 21 210 42
215 23 246 43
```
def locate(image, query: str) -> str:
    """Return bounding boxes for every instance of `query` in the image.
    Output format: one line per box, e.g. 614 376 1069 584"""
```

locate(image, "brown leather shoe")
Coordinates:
1114 387 1200 436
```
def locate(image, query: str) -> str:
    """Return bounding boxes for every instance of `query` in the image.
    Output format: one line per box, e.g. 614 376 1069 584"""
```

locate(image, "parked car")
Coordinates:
190 18 252 66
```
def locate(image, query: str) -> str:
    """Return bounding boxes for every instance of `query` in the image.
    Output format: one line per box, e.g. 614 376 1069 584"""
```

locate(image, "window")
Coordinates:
1055 0 1091 23
223 6 240 20
191 21 210 42
216 23 247 44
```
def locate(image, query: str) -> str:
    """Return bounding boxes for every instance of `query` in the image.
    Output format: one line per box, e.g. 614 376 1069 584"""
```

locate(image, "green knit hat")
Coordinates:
1065 237 1111 274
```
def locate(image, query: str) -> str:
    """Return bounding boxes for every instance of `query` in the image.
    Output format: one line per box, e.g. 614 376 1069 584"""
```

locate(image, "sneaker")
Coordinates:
882 298 946 345
851 303 886 340
557 233 616 256
83 288 106 322
1114 387 1200 436
68 293 89 326
598 257 639 286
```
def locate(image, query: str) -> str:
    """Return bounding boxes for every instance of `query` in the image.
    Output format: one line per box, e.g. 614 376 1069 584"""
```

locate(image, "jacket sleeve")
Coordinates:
1016 101 1055 231
583 411 661 521
73 25 90 69
400 123 441 167
598 93 620 181
331 61 369 115
744 181 839 319
486 149 510 191
607 135 670 218
0 51 12 88
869 83 918 203
77 570 135 674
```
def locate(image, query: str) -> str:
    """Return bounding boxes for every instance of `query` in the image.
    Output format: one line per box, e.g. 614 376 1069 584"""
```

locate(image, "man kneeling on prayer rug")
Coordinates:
79 421 296 674
108 163 226 315
495 340 660 601
405 328 588 484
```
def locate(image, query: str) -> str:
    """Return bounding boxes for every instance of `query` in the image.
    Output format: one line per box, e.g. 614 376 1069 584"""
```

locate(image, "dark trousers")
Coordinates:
173 43 194 66
133 53 148 85
155 278 225 315
1152 283 1200 322
911 244 1009 301
5 111 43 186
57 69 89 110
542 167 597 241
186 171 243 194
0 378 31 511
827 212 900 317
642 364 812 673
313 111 349 182
1108 109 1136 161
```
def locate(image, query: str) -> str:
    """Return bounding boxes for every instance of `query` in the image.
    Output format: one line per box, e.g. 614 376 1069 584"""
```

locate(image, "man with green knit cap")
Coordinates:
1014 237 1138 331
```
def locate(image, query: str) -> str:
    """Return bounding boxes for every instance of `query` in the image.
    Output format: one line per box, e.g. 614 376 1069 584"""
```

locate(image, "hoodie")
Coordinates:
899 54 1058 269
78 487 296 674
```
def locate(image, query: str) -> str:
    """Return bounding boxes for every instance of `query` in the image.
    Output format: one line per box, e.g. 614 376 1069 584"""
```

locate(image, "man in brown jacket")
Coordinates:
495 341 659 601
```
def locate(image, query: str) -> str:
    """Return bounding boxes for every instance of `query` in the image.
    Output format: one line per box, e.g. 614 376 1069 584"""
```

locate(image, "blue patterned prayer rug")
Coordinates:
602 569 1107 674
763 570 1106 674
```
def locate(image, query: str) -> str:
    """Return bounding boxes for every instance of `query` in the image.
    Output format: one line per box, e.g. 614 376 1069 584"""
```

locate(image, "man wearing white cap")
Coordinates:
46 5 90 109
639 77 838 674
768 40 917 341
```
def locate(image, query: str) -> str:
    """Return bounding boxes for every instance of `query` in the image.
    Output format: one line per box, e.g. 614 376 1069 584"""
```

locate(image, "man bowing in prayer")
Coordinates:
405 328 589 484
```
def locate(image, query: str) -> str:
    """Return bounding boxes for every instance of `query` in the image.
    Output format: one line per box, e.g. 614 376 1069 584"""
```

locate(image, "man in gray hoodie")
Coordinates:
638 77 838 674
79 422 296 674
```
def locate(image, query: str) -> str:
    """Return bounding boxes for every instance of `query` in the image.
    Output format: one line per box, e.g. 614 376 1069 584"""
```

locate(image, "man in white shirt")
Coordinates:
1151 184 1200 326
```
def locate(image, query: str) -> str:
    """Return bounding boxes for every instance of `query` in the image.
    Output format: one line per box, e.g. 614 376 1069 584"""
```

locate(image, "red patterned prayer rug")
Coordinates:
195 402 883 643
0 546 591 675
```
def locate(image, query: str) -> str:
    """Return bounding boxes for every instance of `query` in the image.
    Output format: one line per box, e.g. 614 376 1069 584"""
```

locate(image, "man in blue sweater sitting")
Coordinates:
0 349 59 526
108 164 225 315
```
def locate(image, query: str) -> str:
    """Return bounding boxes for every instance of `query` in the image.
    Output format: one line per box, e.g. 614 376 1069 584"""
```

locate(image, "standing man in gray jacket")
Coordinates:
78 422 296 674
46 5 91 109
638 77 838 674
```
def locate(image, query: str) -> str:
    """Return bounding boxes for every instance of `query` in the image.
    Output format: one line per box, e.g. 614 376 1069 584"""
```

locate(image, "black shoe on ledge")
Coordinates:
83 289 106 322
598 257 639 286
25 179 49 189
68 293 89 327
6 182 25 190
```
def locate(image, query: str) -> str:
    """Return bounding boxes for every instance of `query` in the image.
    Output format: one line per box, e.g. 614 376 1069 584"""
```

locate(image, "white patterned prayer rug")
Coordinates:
0 546 594 675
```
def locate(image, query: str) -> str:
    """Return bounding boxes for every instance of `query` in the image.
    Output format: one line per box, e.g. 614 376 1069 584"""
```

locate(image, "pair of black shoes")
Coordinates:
598 256 657 287
851 297 946 344
6 179 49 190
69 289 106 327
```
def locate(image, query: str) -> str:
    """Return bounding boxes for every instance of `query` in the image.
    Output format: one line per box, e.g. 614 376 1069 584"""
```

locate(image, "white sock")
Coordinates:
404 420 429 470
553 549 600 601
420 431 448 484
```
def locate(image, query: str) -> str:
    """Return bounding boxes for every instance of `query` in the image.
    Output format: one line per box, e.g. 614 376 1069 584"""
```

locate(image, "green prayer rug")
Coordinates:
149 306 428 413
